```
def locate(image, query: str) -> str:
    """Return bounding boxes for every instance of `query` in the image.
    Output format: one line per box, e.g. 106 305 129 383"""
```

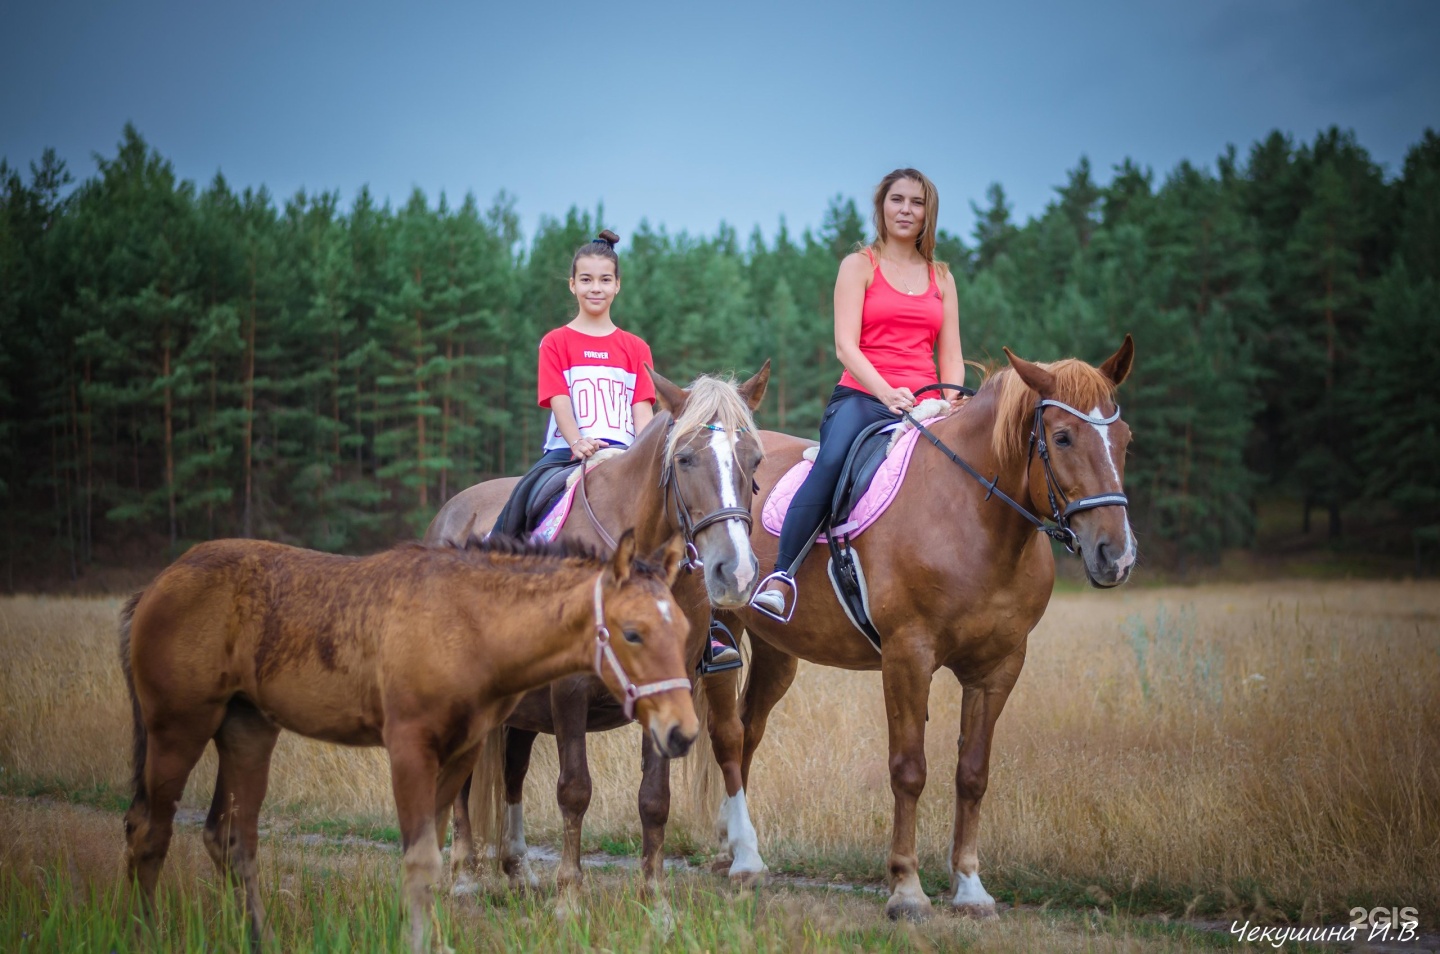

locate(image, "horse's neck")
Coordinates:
475 569 596 693
910 390 1037 543
582 423 669 549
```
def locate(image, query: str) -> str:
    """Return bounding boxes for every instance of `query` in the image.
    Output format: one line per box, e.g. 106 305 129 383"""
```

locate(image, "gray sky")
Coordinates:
3 0 1436 245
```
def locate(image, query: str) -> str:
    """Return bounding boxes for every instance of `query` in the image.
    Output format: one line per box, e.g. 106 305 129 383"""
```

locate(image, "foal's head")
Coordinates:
997 336 1137 587
596 530 698 757
649 363 769 607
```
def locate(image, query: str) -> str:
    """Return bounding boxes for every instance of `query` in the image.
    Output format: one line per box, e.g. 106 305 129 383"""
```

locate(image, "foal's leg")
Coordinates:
203 699 281 949
550 681 593 918
637 731 671 895
947 651 1023 919
124 710 226 923
387 727 448 954
500 727 540 890
708 634 796 882
881 644 937 922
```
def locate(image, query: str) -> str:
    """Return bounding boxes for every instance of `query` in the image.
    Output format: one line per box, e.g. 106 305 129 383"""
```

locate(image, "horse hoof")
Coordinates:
450 873 481 898
505 859 540 893
727 864 767 887
646 896 676 938
952 902 999 921
884 895 934 923
553 888 584 921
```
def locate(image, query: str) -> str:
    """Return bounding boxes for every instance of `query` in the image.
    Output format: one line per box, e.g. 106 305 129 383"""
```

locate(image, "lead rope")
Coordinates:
591 574 691 721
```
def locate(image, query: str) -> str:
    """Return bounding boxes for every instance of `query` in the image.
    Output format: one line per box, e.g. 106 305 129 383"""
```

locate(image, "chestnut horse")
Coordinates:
424 366 767 910
121 530 693 954
703 338 1136 920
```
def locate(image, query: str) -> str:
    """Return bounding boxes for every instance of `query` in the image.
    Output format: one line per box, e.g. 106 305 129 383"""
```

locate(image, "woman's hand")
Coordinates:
570 437 601 459
879 386 916 414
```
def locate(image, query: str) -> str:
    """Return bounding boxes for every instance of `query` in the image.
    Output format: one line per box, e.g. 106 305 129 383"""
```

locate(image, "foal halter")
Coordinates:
591 573 691 721
576 421 755 573
904 384 1129 554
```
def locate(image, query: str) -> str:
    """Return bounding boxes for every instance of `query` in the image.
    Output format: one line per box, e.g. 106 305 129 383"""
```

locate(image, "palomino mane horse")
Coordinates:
703 336 1136 921
121 530 693 954
424 365 768 909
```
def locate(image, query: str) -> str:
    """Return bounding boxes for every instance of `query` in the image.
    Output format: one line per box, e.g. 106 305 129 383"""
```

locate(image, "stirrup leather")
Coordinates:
750 570 798 623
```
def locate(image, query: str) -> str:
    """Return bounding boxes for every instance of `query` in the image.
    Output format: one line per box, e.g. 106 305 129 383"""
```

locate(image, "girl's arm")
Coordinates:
834 253 914 412
935 270 966 404
632 400 654 435
550 395 598 459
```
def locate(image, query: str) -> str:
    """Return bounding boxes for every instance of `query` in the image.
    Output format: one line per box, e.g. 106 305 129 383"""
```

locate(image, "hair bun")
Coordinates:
596 229 621 248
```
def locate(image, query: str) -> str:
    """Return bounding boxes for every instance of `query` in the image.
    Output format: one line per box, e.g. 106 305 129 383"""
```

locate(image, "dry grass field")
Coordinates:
2 580 1437 950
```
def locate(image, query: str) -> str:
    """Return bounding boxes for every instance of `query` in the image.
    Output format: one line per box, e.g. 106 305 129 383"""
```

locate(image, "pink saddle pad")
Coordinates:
534 482 578 542
762 424 924 541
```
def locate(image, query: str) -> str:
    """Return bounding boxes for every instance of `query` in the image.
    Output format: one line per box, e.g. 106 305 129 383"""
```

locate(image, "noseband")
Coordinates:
904 383 1129 555
591 573 691 721
576 421 755 574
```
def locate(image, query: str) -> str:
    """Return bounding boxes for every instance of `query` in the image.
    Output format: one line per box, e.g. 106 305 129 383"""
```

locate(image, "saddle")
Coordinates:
492 459 581 538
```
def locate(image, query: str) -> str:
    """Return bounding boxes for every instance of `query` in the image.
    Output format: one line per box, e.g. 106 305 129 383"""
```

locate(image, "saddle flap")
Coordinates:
830 420 902 526
524 463 581 528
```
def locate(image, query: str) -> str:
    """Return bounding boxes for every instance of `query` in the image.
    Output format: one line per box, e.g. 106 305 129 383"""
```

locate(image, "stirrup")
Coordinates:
699 619 744 675
749 570 798 623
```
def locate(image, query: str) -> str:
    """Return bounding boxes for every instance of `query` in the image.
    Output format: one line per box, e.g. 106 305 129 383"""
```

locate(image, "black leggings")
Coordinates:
774 386 897 572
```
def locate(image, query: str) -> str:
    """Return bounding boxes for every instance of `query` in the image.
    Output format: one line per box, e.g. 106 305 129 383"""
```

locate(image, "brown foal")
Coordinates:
424 365 768 913
703 338 1137 921
121 530 693 953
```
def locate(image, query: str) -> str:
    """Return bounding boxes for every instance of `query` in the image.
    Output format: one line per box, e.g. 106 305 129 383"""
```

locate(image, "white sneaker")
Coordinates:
749 571 797 622
751 589 787 615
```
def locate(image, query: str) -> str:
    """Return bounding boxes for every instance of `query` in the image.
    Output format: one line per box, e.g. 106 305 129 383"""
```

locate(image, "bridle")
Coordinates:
904 383 1129 556
577 421 755 573
590 573 691 721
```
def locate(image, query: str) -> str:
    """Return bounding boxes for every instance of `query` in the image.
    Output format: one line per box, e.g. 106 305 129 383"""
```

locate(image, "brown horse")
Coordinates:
425 366 768 911
703 338 1136 921
121 530 693 953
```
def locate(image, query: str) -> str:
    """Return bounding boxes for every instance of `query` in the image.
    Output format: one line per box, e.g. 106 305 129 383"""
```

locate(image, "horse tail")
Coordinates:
118 591 147 808
467 725 508 870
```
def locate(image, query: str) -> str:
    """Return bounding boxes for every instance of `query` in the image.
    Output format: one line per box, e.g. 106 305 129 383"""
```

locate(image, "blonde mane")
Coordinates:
988 359 1118 465
663 374 762 476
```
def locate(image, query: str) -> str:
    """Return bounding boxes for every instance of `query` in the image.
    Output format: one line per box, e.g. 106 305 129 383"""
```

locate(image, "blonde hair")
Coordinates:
869 168 950 281
662 374 763 481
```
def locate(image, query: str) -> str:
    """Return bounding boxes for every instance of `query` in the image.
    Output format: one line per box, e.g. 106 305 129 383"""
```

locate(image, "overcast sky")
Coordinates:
3 0 1436 245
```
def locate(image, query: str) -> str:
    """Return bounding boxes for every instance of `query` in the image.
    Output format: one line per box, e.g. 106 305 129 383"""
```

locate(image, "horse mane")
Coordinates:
988 360 1118 466
407 532 665 580
662 373 762 479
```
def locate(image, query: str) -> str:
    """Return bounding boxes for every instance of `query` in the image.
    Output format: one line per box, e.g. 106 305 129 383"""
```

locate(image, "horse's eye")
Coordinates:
622 628 643 645
676 454 694 468
1054 432 1072 448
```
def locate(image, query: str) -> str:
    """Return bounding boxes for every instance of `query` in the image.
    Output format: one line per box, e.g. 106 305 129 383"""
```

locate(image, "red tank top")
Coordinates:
837 249 944 395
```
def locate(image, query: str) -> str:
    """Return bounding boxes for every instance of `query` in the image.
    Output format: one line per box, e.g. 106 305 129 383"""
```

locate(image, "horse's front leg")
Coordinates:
637 730 671 893
948 651 1023 919
386 727 449 954
881 646 937 922
550 679 593 919
500 727 540 890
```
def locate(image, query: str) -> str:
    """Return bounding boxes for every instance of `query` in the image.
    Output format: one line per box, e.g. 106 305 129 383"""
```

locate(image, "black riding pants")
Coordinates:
774 386 897 572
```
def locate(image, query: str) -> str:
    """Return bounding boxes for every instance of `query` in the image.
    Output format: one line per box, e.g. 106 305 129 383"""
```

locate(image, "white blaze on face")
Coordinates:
1089 406 1136 571
707 428 757 591
656 599 673 624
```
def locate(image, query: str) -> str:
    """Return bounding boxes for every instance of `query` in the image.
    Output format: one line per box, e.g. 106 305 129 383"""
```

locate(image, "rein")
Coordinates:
591 573 691 721
575 421 754 574
904 383 1129 554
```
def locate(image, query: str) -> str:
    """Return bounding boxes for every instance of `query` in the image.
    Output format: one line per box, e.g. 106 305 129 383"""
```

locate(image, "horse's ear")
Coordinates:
606 528 639 586
652 533 686 586
739 360 771 412
1098 334 1134 388
1004 347 1057 396
647 365 689 418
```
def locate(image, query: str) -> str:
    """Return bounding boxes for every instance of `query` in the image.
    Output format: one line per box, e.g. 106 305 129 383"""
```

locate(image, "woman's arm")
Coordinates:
834 253 914 412
935 270 966 403
549 395 598 459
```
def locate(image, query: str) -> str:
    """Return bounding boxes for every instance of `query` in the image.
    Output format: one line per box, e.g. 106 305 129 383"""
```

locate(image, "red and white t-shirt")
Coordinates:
537 326 657 451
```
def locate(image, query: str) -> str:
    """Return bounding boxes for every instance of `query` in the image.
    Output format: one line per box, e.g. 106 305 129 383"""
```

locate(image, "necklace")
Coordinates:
881 256 924 295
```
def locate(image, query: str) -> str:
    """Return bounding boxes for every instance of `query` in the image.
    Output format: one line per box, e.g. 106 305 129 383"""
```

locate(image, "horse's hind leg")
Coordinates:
204 698 281 948
947 652 1023 919
124 712 224 921
500 727 539 889
708 631 796 882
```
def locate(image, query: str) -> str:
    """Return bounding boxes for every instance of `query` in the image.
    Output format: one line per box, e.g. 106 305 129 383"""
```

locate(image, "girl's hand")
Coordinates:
880 386 916 414
948 393 970 412
570 438 600 459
